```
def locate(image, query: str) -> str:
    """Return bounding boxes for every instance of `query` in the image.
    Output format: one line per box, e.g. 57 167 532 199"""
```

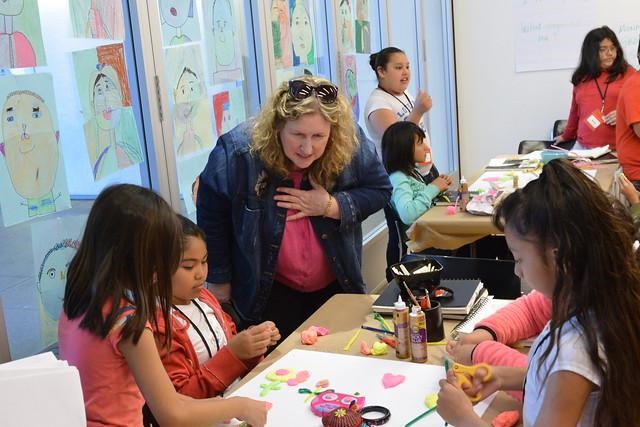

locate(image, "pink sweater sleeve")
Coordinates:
475 290 551 344
472 341 527 401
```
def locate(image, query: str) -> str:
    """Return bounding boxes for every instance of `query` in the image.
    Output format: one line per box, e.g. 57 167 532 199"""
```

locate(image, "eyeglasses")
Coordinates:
288 80 339 104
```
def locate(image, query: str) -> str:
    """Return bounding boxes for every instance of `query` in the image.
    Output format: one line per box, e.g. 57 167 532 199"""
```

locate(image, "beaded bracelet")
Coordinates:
359 405 391 426
323 194 333 217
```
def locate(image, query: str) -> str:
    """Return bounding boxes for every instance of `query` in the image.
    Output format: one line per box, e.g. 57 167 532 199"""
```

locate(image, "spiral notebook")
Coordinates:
372 279 486 317
452 297 513 334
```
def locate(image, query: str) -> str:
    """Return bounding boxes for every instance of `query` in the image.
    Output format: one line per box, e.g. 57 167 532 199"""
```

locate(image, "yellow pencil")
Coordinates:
343 328 361 351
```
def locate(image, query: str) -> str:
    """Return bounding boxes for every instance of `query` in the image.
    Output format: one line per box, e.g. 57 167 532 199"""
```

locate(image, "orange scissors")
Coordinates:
444 358 492 403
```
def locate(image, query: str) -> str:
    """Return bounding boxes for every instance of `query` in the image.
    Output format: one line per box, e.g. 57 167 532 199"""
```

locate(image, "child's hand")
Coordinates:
227 322 275 360
446 341 476 365
604 110 617 126
262 321 281 346
235 397 271 427
413 89 433 115
618 172 640 205
432 176 452 192
436 373 480 425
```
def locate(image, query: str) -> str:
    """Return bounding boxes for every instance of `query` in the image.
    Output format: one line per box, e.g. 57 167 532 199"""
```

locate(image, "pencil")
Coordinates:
401 281 420 308
360 325 394 335
342 328 361 351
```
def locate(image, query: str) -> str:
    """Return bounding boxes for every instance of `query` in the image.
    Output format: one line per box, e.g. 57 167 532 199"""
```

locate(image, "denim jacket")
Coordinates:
197 121 391 323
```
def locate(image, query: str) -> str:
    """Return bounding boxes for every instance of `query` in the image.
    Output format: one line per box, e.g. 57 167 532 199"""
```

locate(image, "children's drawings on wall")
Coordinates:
166 44 214 158
271 0 293 68
340 55 359 120
72 44 143 181
355 0 370 53
31 217 83 348
178 151 209 214
290 0 314 66
0 74 71 227
69 0 125 40
203 0 243 84
337 0 354 53
0 0 46 68
159 0 201 46
212 87 245 136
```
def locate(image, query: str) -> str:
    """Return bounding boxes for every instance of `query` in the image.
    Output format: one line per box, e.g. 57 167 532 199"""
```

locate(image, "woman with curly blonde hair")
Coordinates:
197 75 391 341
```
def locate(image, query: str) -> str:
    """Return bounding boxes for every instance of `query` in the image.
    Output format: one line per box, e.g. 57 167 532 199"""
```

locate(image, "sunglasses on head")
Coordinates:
288 80 339 104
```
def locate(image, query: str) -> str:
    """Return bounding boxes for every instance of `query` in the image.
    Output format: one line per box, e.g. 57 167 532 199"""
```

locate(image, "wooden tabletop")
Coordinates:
230 293 522 424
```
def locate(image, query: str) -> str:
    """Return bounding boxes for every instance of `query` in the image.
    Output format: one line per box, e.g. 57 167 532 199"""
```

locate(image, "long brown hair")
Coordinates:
493 159 640 425
250 75 358 191
63 184 181 345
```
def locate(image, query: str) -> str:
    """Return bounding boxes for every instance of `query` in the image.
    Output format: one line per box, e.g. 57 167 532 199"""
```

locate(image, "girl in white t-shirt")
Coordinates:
436 159 640 426
364 46 432 149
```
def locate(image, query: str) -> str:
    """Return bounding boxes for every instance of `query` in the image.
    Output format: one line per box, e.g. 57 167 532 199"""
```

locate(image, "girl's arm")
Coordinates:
389 173 440 225
558 88 579 142
121 329 268 427
533 371 595 427
475 290 551 344
367 108 398 140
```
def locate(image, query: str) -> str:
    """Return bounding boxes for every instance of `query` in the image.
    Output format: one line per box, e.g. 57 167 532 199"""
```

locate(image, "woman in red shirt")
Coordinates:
555 25 634 150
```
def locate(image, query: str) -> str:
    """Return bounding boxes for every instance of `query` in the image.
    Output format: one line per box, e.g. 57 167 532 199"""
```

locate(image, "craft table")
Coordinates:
406 161 618 252
230 293 522 425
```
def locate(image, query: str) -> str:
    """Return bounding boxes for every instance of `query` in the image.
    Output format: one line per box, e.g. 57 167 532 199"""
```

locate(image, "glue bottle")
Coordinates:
459 177 469 212
409 305 428 363
393 296 411 359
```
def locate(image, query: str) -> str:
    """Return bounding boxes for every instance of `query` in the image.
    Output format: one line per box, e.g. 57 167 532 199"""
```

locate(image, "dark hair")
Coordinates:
369 47 405 79
571 26 629 85
63 184 181 346
177 214 205 244
381 121 425 176
492 159 640 426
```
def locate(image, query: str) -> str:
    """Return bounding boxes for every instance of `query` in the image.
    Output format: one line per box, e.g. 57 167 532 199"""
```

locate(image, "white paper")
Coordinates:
222 349 494 426
0 353 86 426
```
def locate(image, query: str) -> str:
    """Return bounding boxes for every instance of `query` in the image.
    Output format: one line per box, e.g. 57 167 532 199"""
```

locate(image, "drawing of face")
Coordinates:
338 0 353 48
346 68 357 97
92 72 123 131
174 67 202 120
38 242 78 321
0 0 24 16
1 91 59 199
212 0 236 66
291 2 312 62
160 0 192 29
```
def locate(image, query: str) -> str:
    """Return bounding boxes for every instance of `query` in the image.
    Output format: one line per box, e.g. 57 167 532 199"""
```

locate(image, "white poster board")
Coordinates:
223 349 493 426
513 0 640 72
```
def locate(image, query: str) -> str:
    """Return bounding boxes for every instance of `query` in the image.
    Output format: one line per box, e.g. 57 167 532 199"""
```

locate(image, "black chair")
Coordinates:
552 119 567 138
401 254 521 299
517 138 575 155
384 202 408 273
517 140 553 155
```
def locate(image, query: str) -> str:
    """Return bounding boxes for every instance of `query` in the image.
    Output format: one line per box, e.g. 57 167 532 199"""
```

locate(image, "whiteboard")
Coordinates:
514 0 640 72
222 349 493 426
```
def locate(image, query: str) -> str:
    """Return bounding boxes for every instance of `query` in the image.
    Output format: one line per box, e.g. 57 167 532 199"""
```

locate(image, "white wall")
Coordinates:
453 0 574 176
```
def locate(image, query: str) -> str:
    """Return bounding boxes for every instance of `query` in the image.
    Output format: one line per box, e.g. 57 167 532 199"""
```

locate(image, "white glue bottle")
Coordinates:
393 296 411 359
409 305 428 363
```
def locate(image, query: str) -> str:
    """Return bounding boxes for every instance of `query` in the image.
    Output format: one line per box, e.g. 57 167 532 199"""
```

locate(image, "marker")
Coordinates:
360 325 394 335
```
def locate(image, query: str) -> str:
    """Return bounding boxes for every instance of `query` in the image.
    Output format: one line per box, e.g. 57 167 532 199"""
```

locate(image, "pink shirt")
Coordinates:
275 171 336 292
58 302 149 427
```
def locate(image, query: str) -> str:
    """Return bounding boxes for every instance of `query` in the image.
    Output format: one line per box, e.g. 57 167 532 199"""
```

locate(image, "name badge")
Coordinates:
585 110 604 130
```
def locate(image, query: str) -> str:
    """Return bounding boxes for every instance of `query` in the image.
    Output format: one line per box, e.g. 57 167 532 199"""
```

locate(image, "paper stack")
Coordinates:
0 352 86 427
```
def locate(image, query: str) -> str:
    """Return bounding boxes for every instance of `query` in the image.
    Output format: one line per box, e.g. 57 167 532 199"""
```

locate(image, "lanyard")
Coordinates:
378 86 414 114
173 299 220 359
594 79 610 112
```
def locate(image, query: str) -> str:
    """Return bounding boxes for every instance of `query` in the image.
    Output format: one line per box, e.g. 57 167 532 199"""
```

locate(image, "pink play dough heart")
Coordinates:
382 373 405 389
